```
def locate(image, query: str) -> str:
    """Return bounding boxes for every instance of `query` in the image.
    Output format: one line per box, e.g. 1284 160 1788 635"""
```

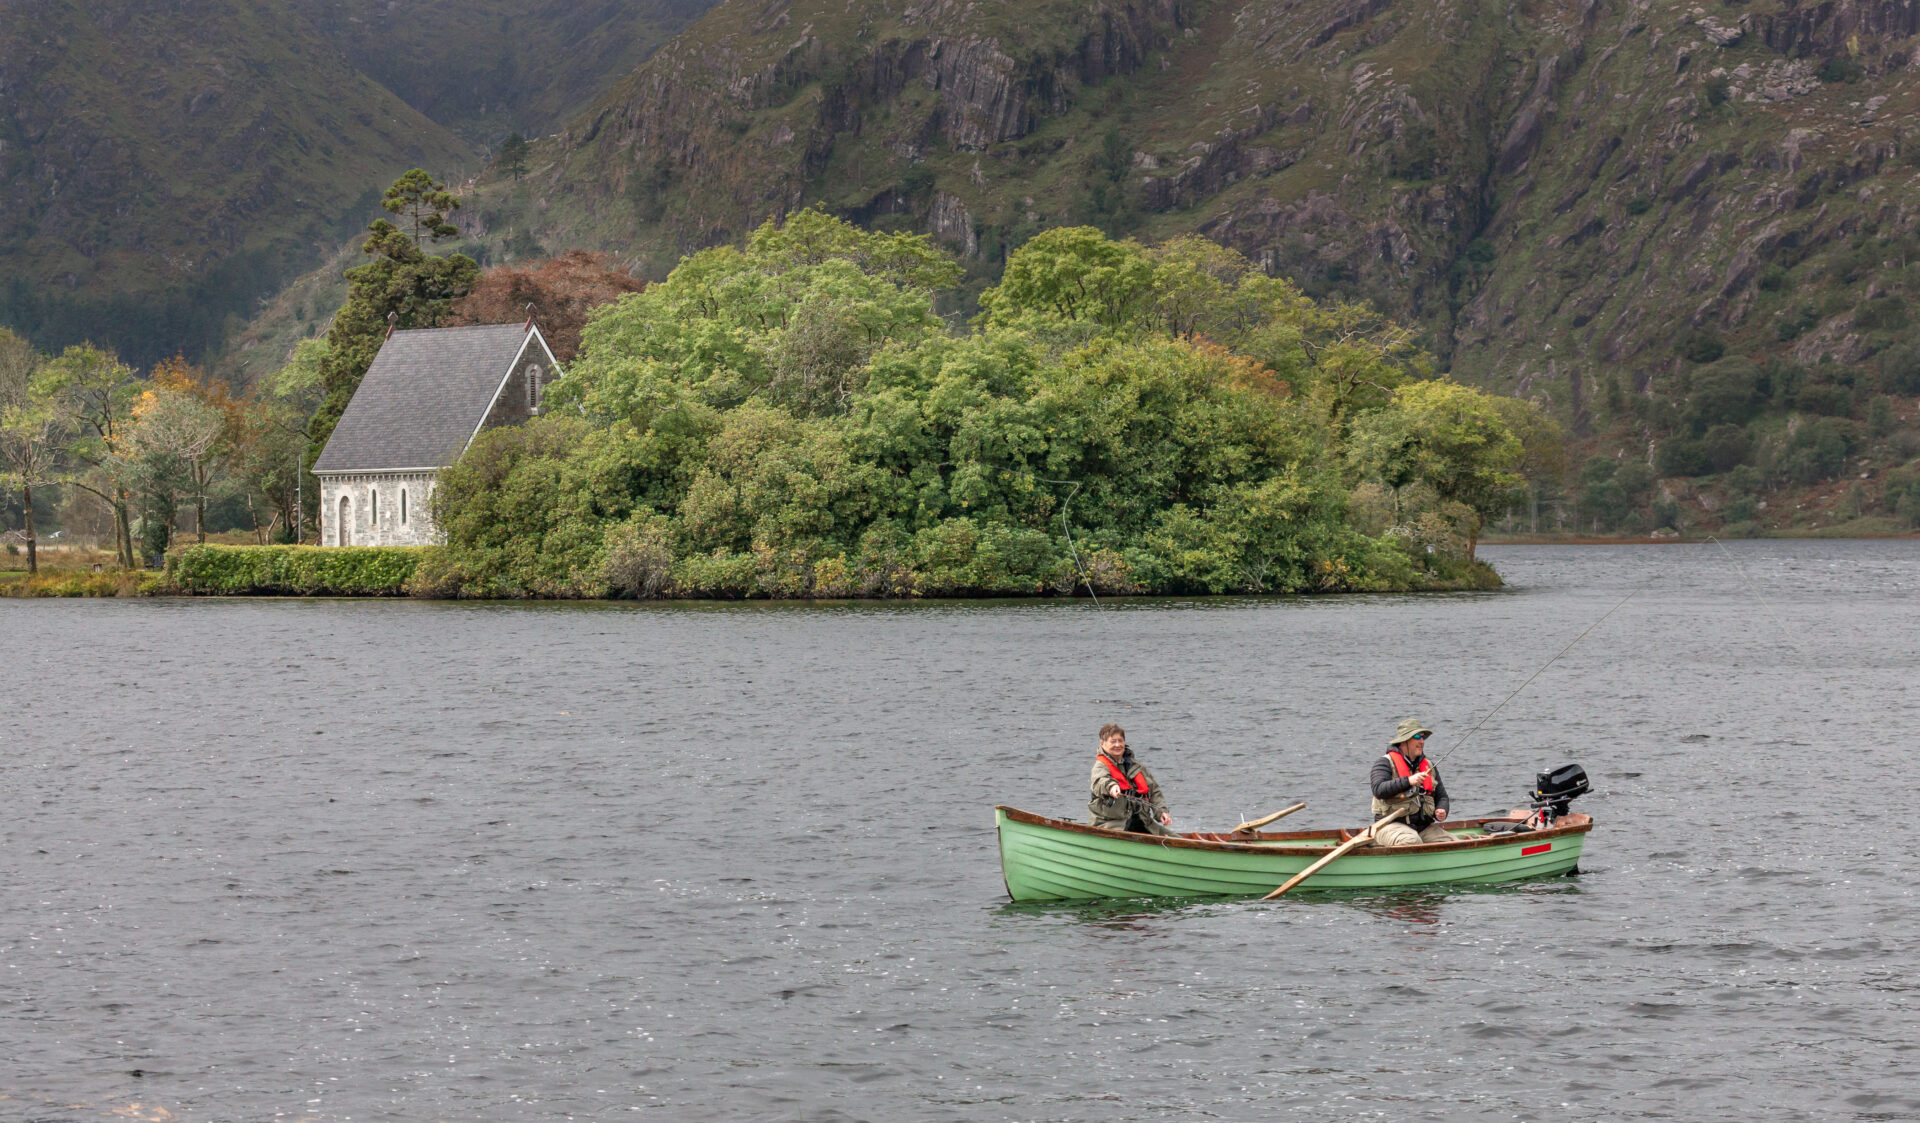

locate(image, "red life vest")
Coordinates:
1387 749 1433 789
1099 753 1152 798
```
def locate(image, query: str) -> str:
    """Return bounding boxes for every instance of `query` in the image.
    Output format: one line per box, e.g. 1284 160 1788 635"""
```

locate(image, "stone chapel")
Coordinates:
313 321 562 546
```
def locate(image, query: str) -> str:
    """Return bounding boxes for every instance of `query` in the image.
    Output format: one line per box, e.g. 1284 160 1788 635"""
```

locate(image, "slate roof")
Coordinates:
314 323 543 473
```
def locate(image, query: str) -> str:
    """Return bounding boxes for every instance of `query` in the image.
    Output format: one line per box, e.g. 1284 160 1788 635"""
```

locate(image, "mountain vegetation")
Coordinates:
465 0 1920 535
0 1 469 367
290 0 720 145
0 0 714 368
9 0 1920 551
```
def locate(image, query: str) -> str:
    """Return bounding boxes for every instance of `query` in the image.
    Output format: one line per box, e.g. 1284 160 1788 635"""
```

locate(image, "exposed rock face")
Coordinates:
928 191 979 257
547 0 1181 254
497 0 1920 420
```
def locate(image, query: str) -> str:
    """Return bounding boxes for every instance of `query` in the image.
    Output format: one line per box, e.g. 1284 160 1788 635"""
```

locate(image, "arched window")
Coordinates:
400 488 408 526
338 496 352 546
527 365 543 410
370 488 379 528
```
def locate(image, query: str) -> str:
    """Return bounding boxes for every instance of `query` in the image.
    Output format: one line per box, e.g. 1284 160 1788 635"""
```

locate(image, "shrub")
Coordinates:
1868 395 1895 440
1791 383 1852 416
406 549 487 598
1701 423 1751 472
672 551 759 598
1780 418 1854 484
167 544 424 595
1651 497 1682 531
1685 357 1764 429
1679 329 1726 363
1656 439 1711 477
1855 296 1908 332
1725 463 1765 495
1888 468 1920 527
1817 56 1864 84
600 514 677 598
911 519 1071 596
1704 75 1731 107
1877 344 1920 395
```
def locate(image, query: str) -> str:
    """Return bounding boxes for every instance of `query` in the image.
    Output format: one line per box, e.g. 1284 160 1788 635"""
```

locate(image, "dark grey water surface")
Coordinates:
5 541 1919 1121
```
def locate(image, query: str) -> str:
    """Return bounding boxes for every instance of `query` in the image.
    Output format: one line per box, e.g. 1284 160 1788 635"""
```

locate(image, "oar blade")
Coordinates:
1261 808 1406 900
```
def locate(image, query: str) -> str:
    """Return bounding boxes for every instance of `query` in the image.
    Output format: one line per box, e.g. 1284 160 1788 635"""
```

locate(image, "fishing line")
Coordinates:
1703 534 1801 655
1030 474 1099 603
1700 534 1844 768
1432 569 1662 766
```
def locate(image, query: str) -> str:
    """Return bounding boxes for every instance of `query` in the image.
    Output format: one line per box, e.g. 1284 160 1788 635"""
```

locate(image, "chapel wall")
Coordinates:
477 347 557 435
317 471 442 547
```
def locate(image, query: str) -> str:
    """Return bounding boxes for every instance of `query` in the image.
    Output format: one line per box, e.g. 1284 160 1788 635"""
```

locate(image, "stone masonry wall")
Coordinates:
318 471 442 547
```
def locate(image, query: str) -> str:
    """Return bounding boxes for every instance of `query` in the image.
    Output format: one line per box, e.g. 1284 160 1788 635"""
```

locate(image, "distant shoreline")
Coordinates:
1483 530 1920 545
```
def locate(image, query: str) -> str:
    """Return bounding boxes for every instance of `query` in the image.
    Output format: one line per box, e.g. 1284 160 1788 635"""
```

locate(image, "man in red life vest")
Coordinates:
1088 723 1174 835
1369 718 1452 845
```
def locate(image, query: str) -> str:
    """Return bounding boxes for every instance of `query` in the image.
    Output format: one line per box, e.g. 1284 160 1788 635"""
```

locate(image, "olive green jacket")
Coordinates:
1088 751 1169 831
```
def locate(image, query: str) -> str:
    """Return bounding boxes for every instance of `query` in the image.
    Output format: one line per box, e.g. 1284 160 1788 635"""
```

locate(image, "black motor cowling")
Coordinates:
1530 763 1590 818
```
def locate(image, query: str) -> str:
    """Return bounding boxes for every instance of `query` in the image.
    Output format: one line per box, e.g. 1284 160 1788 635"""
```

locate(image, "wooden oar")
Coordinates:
1231 802 1306 834
1261 808 1408 900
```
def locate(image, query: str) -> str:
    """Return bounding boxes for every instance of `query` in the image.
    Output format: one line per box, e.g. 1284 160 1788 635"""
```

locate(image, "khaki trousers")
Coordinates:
1373 821 1452 846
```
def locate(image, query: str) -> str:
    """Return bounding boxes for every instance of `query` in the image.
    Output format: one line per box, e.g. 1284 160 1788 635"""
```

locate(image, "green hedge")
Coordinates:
167 544 425 596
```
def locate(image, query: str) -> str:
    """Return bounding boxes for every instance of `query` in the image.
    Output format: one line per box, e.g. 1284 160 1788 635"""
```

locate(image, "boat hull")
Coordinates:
995 806 1590 901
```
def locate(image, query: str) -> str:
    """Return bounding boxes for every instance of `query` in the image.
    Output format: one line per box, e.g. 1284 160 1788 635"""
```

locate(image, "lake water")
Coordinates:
4 540 1918 1121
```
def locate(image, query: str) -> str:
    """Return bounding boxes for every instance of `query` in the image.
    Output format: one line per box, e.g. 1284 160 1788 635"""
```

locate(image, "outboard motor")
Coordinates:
1529 763 1590 822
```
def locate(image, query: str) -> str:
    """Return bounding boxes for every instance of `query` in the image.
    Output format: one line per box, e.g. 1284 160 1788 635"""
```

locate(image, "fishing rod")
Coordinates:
1431 569 1663 767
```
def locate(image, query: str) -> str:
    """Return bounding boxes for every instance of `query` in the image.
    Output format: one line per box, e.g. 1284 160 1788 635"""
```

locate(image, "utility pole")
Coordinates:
295 457 303 545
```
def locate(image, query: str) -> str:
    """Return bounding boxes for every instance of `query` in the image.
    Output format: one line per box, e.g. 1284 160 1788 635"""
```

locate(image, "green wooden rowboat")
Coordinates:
994 805 1592 901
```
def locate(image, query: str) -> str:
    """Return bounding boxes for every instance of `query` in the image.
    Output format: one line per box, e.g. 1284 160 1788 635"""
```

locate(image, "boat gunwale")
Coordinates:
994 805 1593 857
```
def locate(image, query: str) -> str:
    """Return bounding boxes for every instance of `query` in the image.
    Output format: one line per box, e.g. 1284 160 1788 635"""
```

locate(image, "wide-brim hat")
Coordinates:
1391 718 1433 745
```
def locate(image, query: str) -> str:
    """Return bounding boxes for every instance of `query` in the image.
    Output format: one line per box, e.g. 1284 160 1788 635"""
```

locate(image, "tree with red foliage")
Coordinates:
446 251 646 363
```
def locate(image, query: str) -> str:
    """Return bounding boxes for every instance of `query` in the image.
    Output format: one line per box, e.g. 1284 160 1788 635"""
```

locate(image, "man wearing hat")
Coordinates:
1369 718 1452 845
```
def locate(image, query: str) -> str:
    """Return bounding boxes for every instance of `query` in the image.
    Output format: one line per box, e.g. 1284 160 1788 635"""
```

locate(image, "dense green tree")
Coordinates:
975 228 1423 425
558 212 955 422
0 329 62 572
124 361 229 549
235 339 329 542
1345 379 1530 557
42 344 141 566
975 226 1157 333
496 133 531 180
381 168 463 249
432 216 1515 598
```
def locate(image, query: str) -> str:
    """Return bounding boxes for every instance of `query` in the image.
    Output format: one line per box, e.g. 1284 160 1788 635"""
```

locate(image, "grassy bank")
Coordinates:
3 543 1502 598
0 569 167 597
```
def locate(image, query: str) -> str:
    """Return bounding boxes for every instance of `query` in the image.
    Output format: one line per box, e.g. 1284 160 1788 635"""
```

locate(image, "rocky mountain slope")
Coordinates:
488 0 1920 433
0 0 716 367
0 0 467 365
290 0 719 145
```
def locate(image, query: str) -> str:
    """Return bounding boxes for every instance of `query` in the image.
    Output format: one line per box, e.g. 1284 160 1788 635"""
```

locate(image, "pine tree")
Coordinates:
305 173 481 472
381 168 463 249
497 133 530 180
